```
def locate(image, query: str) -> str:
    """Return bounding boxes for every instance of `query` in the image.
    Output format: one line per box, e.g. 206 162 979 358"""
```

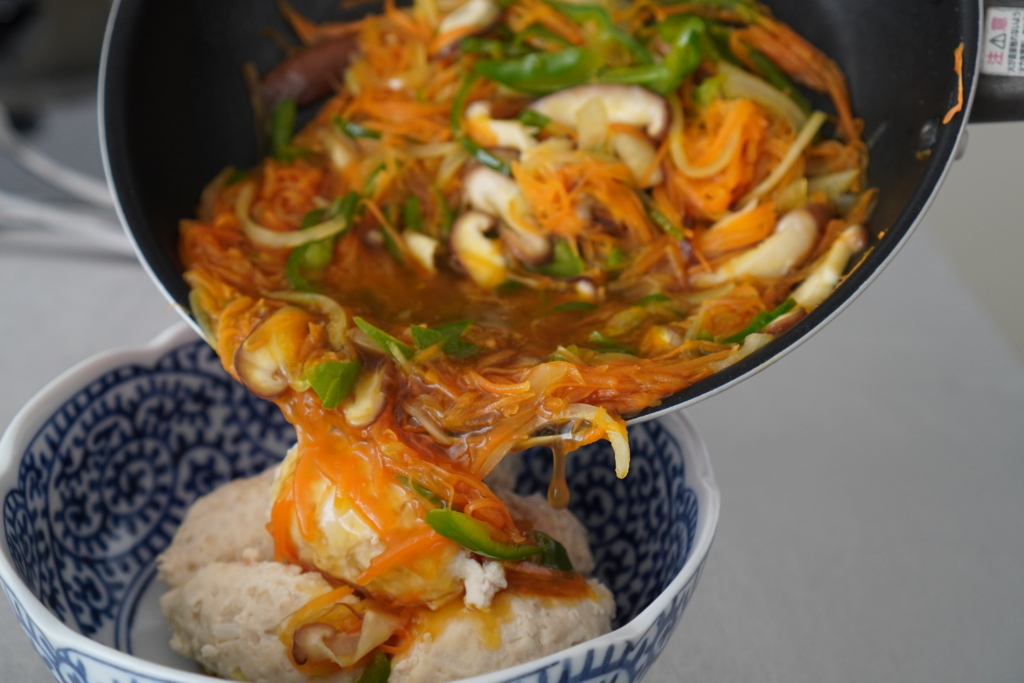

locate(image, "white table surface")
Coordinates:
1 99 1022 683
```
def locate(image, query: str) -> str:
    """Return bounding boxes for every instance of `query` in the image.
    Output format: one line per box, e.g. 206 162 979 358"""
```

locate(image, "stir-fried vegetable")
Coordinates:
179 1 875 674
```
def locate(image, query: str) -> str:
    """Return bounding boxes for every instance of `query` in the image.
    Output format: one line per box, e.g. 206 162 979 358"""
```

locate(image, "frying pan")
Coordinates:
98 0 1024 422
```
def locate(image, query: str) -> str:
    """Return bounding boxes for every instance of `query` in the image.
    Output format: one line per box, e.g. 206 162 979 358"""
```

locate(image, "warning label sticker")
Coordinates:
982 7 1024 75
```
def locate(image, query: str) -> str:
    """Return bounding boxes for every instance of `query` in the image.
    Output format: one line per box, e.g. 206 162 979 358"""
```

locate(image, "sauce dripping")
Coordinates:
547 442 570 509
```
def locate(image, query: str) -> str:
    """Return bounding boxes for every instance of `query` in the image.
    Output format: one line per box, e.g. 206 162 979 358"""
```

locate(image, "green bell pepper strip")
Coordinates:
356 650 391 683
304 360 362 409
531 239 585 278
396 475 447 509
472 47 601 95
450 75 512 175
410 322 480 359
721 298 797 344
286 192 361 292
532 530 574 571
598 15 705 94
587 330 636 354
744 45 813 115
425 509 544 560
545 1 652 66
271 99 312 161
516 109 552 129
644 203 685 240
354 317 415 359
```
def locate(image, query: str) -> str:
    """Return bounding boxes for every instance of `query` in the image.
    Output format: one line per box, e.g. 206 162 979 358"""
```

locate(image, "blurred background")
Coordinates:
0 3 1022 682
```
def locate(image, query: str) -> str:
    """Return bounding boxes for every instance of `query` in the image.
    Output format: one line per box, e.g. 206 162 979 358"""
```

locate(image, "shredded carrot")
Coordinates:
943 42 965 125
356 528 448 585
697 201 778 259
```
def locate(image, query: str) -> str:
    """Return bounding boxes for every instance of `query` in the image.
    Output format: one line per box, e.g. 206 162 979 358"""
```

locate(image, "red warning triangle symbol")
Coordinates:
991 33 1007 49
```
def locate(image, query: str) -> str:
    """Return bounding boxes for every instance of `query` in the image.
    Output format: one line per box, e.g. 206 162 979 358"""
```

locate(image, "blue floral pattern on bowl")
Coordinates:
0 329 717 683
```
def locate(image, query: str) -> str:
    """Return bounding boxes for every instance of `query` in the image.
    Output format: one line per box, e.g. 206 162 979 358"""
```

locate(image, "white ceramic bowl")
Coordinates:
0 324 719 683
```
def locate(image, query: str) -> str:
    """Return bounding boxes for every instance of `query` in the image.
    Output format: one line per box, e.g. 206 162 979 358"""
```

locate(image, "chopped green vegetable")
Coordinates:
645 204 685 239
474 47 601 95
403 196 424 233
599 15 706 94
696 330 714 342
271 99 311 161
533 240 585 278
532 530 574 571
304 360 361 409
552 301 598 312
411 322 479 358
334 116 382 140
286 192 361 292
637 293 672 306
425 509 544 561
356 650 391 683
546 1 652 66
516 109 552 129
460 36 510 59
587 330 635 354
432 186 455 236
396 475 447 509
694 74 725 106
721 298 796 344
354 317 415 359
379 224 405 264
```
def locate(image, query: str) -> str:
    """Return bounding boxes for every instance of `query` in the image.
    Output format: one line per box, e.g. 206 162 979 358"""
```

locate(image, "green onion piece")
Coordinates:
425 509 544 561
637 293 672 306
532 530 574 571
403 196 424 233
334 116 382 140
356 650 391 683
396 475 447 509
552 301 598 312
696 330 714 342
694 74 725 107
304 360 361 409
587 330 635 354
533 240 584 279
645 204 684 240
721 298 796 344
286 192 361 292
516 109 551 129
379 224 405 265
411 322 479 359
354 317 415 359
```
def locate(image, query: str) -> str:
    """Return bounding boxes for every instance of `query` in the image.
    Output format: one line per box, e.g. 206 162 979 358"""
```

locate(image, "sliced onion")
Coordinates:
718 62 807 131
353 609 404 663
807 168 860 201
708 332 773 372
561 404 630 478
437 145 470 187
236 184 350 249
268 291 349 350
739 111 827 206
668 94 741 180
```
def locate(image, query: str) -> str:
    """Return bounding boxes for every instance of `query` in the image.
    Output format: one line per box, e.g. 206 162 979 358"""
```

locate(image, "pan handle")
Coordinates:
971 1 1024 122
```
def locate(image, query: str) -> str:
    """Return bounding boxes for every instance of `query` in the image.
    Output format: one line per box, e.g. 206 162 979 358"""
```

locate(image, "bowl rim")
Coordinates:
0 323 720 683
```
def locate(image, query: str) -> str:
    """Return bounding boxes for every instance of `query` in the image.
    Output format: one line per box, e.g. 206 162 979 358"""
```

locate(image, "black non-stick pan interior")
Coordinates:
101 0 976 415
